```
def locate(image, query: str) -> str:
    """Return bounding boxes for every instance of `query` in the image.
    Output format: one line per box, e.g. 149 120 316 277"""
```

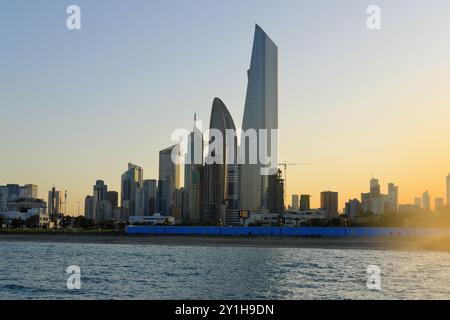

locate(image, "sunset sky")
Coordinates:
1 0 450 214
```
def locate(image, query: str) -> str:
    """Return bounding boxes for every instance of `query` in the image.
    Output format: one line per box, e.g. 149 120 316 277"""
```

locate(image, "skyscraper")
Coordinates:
435 197 444 211
300 194 311 211
93 180 107 220
121 163 143 217
203 98 239 225
370 178 380 198
422 191 430 211
159 145 180 216
184 115 204 223
240 25 278 212
388 183 398 213
48 187 62 215
321 191 339 219
291 194 299 210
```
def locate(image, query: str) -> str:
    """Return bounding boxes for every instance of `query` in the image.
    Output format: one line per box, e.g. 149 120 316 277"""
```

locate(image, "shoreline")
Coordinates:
1 233 450 252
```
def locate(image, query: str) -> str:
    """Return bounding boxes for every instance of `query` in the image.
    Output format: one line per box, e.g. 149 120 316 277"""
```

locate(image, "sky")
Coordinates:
1 0 450 215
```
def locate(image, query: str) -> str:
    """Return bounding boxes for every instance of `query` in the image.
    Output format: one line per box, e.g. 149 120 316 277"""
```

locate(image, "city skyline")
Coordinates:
3 1 450 213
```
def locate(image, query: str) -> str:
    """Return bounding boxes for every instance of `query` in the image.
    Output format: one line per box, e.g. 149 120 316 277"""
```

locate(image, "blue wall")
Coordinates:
125 226 450 237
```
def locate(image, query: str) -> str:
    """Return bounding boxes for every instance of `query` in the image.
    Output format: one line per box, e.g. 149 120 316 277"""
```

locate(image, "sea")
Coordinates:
0 241 449 299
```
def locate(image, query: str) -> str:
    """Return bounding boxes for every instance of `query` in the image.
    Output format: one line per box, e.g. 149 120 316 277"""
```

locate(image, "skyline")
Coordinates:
3 1 450 213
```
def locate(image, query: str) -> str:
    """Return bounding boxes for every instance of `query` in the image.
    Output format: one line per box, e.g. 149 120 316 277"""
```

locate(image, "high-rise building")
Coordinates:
422 191 430 211
321 191 339 219
136 180 158 216
106 191 118 209
121 163 143 217
203 98 240 225
344 199 361 219
93 180 107 220
184 115 204 224
300 194 311 211
267 169 284 213
414 197 422 208
388 183 398 213
159 145 180 216
291 194 299 210
435 197 444 211
48 187 62 215
19 184 38 199
361 192 371 213
240 25 278 212
370 178 380 198
84 195 93 220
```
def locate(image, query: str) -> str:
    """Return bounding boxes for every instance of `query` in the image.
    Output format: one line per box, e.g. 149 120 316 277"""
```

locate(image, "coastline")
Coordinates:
1 232 450 252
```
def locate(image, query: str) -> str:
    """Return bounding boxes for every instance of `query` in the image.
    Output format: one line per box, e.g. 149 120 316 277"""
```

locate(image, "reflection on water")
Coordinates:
0 242 449 299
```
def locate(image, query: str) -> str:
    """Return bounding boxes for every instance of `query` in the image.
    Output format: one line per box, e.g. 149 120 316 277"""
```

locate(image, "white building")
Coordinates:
243 210 327 227
128 213 175 226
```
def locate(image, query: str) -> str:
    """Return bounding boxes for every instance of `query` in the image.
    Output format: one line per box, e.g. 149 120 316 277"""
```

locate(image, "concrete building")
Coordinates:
240 25 278 212
84 195 94 220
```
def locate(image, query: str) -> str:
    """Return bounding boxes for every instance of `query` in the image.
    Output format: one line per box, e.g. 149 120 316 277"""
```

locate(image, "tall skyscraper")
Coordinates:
48 187 62 215
93 180 107 220
388 183 398 213
240 25 278 212
159 145 180 216
136 180 158 216
370 178 380 198
121 163 143 217
321 191 339 219
84 195 94 220
414 197 422 208
291 194 299 210
267 169 284 213
203 98 240 225
422 191 430 211
184 114 204 223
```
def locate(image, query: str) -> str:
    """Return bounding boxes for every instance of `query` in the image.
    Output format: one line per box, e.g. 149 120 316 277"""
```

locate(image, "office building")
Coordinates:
320 191 339 219
240 25 278 211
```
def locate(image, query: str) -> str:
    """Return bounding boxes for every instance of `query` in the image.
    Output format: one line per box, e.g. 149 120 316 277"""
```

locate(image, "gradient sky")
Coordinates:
1 0 450 215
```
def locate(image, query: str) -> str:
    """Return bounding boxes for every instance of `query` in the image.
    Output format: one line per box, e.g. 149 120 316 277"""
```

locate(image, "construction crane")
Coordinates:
278 161 312 205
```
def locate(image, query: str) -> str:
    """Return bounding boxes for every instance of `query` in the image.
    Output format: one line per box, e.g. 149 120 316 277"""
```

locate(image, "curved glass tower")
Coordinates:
203 98 240 225
240 25 278 211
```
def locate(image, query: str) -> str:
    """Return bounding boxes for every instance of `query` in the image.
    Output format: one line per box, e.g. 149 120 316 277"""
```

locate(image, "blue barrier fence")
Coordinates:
125 226 450 237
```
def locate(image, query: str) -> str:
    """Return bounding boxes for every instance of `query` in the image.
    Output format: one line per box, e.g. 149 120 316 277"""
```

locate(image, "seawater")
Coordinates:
0 241 449 299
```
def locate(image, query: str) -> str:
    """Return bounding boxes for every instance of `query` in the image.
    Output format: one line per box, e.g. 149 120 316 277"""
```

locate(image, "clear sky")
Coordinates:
2 0 450 214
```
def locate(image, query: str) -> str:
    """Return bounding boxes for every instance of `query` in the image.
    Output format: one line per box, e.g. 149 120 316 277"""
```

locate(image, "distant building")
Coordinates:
399 204 421 214
291 195 299 210
422 191 430 211
300 194 311 211
361 192 371 214
48 187 62 215
1 184 39 213
128 213 175 226
267 169 284 214
84 195 94 220
370 178 380 198
93 180 108 220
106 191 118 209
388 183 398 213
321 191 338 219
159 146 180 216
435 197 444 211
203 98 240 225
121 163 143 216
414 197 422 208
240 25 278 212
244 210 327 227
344 199 361 219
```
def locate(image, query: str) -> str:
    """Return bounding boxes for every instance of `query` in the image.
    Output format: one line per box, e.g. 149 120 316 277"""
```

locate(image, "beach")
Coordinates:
1 232 450 252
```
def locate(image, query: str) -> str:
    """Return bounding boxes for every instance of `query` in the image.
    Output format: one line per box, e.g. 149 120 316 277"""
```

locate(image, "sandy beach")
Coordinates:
1 232 450 252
